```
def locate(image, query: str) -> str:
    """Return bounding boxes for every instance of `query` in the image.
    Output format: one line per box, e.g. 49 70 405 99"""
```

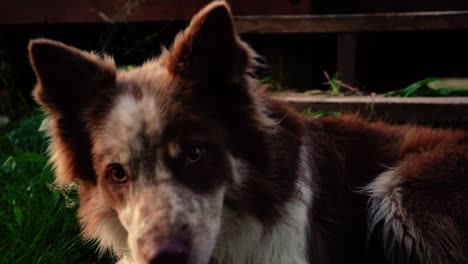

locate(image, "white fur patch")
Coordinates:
364 170 416 255
93 212 130 257
213 182 311 264
228 156 249 186
117 182 226 264
100 95 144 163
93 88 167 174
78 187 130 260
213 141 313 264
364 170 466 264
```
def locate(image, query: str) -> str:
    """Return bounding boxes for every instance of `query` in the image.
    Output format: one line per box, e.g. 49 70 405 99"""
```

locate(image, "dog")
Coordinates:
28 1 467 264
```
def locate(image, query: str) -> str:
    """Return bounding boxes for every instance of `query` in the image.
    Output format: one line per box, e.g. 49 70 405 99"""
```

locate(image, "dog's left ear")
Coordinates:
166 1 255 81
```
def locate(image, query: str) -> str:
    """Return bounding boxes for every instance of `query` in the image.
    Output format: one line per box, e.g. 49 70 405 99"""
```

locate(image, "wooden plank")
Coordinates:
234 11 468 33
336 33 357 84
274 93 468 125
0 0 310 24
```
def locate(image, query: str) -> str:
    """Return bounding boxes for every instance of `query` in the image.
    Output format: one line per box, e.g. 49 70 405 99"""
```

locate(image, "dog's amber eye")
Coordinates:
106 163 128 183
182 145 205 164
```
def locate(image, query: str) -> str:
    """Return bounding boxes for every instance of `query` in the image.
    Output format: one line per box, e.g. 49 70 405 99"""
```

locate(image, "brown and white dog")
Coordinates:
28 1 467 264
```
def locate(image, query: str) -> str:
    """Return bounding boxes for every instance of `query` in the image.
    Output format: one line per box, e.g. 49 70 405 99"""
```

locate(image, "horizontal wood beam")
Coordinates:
234 11 468 33
0 0 310 25
275 93 468 125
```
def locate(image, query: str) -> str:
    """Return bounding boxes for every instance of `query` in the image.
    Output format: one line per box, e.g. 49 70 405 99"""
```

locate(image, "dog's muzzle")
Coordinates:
138 235 190 264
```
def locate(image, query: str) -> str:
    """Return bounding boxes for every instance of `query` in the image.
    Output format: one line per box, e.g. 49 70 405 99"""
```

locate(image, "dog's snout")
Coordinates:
144 239 189 264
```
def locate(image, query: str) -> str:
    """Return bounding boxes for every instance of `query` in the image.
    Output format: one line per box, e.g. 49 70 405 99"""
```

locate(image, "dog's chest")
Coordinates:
212 195 311 264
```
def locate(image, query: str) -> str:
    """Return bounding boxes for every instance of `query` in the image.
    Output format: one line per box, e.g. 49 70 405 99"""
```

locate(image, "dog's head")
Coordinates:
29 2 274 264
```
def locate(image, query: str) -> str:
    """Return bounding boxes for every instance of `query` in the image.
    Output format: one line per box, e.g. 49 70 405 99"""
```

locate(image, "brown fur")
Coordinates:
304 116 468 263
29 1 467 264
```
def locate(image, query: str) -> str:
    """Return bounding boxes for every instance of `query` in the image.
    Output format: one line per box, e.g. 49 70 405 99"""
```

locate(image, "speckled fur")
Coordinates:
29 2 467 264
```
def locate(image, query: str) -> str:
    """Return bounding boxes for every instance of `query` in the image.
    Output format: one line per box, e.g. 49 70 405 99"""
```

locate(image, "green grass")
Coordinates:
118 64 136 71
303 109 342 118
0 113 110 264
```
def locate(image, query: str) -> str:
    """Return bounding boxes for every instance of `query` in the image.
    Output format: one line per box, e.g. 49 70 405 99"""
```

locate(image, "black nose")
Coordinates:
149 239 189 264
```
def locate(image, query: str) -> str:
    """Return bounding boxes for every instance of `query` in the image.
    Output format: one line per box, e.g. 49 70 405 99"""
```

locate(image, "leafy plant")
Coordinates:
323 72 341 96
384 78 468 97
323 71 362 96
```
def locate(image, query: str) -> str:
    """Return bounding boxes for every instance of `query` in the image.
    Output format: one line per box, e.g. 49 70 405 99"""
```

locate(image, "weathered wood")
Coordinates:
234 11 468 33
336 33 357 84
0 0 310 24
275 93 468 125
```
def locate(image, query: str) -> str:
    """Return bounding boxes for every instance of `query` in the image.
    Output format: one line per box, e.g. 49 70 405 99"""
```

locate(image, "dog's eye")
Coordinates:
182 144 205 164
106 163 128 184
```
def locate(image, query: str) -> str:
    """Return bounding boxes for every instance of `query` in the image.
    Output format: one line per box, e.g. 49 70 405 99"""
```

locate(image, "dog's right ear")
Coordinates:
29 39 116 118
165 1 255 82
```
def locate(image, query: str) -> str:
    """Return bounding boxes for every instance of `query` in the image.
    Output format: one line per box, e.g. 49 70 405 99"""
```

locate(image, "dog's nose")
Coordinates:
148 239 189 264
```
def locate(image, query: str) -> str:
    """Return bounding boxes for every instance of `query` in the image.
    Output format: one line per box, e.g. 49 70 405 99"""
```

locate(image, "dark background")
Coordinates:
1 0 468 118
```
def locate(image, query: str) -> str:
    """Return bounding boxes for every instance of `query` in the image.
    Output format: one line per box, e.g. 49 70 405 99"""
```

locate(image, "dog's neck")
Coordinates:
213 179 312 264
212 132 313 264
